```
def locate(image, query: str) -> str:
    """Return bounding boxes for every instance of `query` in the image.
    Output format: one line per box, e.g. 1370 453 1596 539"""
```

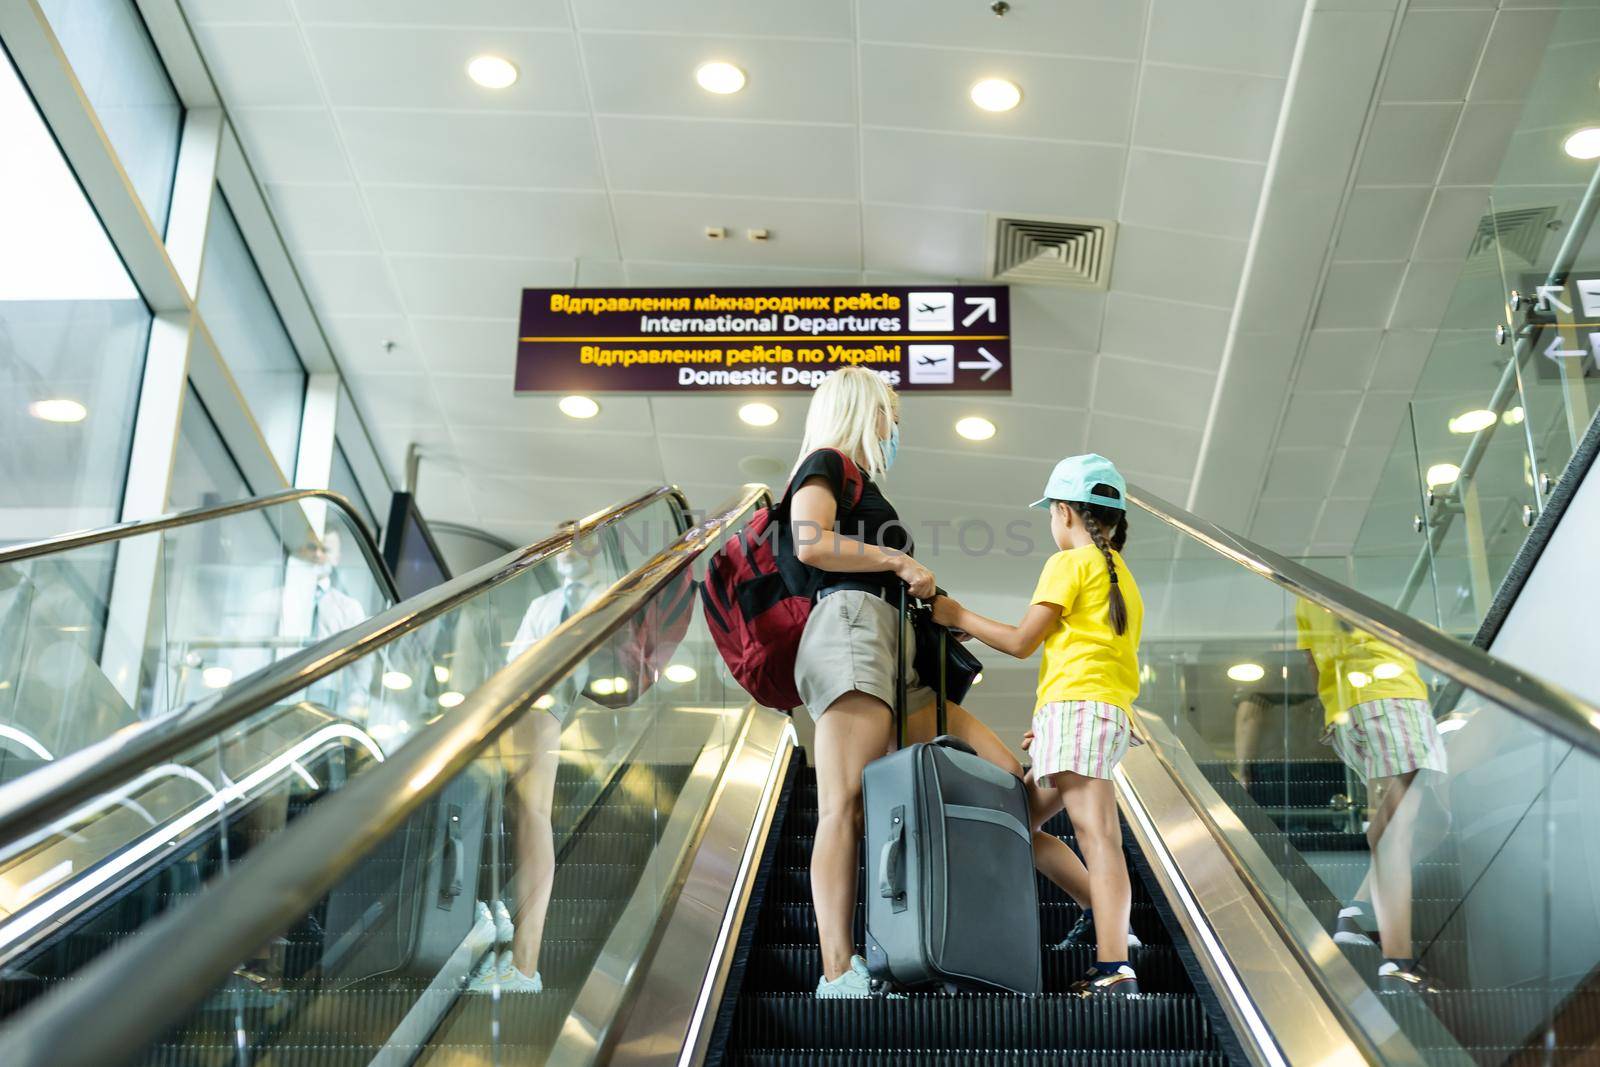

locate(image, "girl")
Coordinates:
788 367 1025 998
932 453 1146 998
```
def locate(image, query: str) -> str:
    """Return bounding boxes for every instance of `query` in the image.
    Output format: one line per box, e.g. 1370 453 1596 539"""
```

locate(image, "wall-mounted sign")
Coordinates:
1522 274 1599 382
515 285 1010 394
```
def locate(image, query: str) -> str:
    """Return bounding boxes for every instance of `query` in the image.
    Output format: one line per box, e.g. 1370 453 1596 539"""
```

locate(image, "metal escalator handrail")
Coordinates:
0 485 691 852
1128 483 1600 757
0 484 770 1067
0 488 398 602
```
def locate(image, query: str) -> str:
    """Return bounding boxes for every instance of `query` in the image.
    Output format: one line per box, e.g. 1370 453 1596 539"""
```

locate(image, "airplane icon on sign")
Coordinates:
916 353 945 367
916 301 946 314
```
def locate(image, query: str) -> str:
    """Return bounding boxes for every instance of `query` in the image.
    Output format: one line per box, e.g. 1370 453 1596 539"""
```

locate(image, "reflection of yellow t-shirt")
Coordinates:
1293 600 1427 723
1031 546 1143 712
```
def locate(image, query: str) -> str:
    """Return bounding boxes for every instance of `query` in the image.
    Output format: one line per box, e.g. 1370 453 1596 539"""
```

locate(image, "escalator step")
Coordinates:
729 993 1214 1051
728 1052 1231 1067
741 944 1190 994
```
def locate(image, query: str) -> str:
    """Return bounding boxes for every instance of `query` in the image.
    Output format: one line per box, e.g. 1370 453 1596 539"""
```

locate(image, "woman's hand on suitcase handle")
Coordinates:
893 555 936 599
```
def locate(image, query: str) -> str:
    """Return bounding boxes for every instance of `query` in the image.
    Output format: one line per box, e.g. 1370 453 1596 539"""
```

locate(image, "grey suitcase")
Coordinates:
861 587 1042 994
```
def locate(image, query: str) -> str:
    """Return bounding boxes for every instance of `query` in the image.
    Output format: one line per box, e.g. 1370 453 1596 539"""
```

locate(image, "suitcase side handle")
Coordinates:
437 804 465 909
877 805 907 913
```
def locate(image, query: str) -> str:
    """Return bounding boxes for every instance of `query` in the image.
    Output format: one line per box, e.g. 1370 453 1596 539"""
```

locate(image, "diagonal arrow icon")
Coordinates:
961 296 997 328
956 346 1003 382
1536 285 1572 315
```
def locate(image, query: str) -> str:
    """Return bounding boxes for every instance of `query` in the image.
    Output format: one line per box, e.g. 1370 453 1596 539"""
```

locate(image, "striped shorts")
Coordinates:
1030 701 1141 784
1323 698 1448 783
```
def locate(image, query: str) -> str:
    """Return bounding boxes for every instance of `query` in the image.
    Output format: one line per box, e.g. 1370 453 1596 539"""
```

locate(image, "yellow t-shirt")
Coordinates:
1293 600 1428 724
1031 546 1143 712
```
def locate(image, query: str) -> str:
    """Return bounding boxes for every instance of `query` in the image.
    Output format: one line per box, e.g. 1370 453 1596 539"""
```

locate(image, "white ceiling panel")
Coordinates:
1008 289 1105 352
1092 354 1214 431
1313 261 1405 330
1008 346 1099 411
346 371 449 428
296 253 402 316
571 0 853 39
1439 101 1523 185
600 117 858 200
1109 226 1248 309
1099 292 1232 372
337 111 603 189
860 45 1134 145
857 0 1146 60
264 183 377 254
1120 149 1264 239
647 395 808 442
1389 260 1463 331
610 194 860 269
1379 9 1494 103
301 27 586 110
582 35 855 124
620 263 866 287
1084 412 1201 481
1132 64 1285 163
1413 186 1489 262
1348 391 1415 445
1144 0 1303 78
1331 445 1393 499
409 318 519 377
862 128 1123 217
430 378 651 434
1368 329 1436 393
1250 498 1319 548
361 186 616 257
896 395 1086 462
1356 103 1459 185
322 316 425 376
1277 390 1361 448
415 468 481 522
1467 8 1560 104
1295 329 1383 392
230 110 352 184
1333 186 1431 262
450 426 665 482
301 0 569 28
1261 447 1340 501
862 204 987 279
471 475 662 525
389 255 581 319
184 0 293 22
187 25 320 106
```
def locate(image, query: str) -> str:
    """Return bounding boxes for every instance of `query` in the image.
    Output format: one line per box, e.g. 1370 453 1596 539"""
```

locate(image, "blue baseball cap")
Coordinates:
1029 453 1127 511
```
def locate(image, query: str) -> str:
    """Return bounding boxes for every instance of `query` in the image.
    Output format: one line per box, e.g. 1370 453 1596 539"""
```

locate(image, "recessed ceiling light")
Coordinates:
1347 670 1372 689
29 398 86 423
201 666 233 689
1373 662 1403 680
382 670 413 691
973 672 983 685
1448 409 1496 434
1227 662 1265 683
559 394 600 419
696 61 746 95
664 663 697 684
1437 716 1467 734
955 416 996 441
1503 406 1525 426
1563 127 1600 160
438 690 465 708
1426 462 1461 488
467 54 518 89
433 664 450 684
533 693 555 710
739 401 779 427
970 77 1022 112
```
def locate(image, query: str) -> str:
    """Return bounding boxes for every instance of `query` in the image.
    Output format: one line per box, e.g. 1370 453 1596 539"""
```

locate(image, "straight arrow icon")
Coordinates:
1544 334 1588 360
957 346 1003 382
1536 285 1572 315
961 296 997 327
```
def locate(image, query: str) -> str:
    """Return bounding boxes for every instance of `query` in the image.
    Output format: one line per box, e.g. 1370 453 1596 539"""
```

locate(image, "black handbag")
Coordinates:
910 598 983 706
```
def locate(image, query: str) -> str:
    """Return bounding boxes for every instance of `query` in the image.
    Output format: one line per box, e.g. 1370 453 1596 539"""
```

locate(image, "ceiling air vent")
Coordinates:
988 215 1116 289
1466 205 1559 273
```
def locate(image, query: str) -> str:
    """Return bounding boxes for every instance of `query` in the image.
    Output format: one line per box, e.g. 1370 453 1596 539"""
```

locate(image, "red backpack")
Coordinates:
701 450 865 711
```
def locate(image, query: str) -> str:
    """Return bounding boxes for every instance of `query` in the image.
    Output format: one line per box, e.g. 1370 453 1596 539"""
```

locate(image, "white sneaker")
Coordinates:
467 951 543 994
815 955 903 999
491 900 516 945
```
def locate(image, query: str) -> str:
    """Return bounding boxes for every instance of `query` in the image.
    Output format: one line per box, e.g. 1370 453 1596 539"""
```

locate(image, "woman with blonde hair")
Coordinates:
788 366 1023 997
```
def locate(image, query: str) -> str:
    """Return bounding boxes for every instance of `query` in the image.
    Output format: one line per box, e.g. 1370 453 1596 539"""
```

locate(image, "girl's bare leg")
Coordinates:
1057 772 1131 963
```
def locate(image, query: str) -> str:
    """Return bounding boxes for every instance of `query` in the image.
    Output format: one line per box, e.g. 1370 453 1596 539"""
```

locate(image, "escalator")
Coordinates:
0 479 1594 1066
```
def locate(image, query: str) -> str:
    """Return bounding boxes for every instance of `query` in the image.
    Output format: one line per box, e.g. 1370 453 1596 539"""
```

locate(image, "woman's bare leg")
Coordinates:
811 692 895 981
1057 772 1131 964
509 710 562 976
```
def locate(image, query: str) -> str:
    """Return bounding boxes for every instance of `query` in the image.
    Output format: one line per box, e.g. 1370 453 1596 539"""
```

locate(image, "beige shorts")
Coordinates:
795 589 935 723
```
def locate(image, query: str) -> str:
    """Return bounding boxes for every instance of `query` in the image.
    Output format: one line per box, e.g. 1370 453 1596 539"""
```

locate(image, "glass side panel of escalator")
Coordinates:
2 493 749 1067
0 494 687 1019
1130 527 1600 1065
0 499 391 782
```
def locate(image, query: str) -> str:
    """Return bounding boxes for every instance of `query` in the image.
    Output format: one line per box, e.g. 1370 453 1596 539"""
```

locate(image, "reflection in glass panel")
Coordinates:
197 191 306 474
0 48 151 545
329 442 377 539
35 0 182 231
168 384 252 510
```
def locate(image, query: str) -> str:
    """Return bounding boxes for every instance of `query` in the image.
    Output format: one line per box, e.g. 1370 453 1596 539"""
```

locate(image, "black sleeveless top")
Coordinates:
789 449 915 595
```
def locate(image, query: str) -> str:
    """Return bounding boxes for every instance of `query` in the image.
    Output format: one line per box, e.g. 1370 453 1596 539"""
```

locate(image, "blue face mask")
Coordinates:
882 422 899 472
